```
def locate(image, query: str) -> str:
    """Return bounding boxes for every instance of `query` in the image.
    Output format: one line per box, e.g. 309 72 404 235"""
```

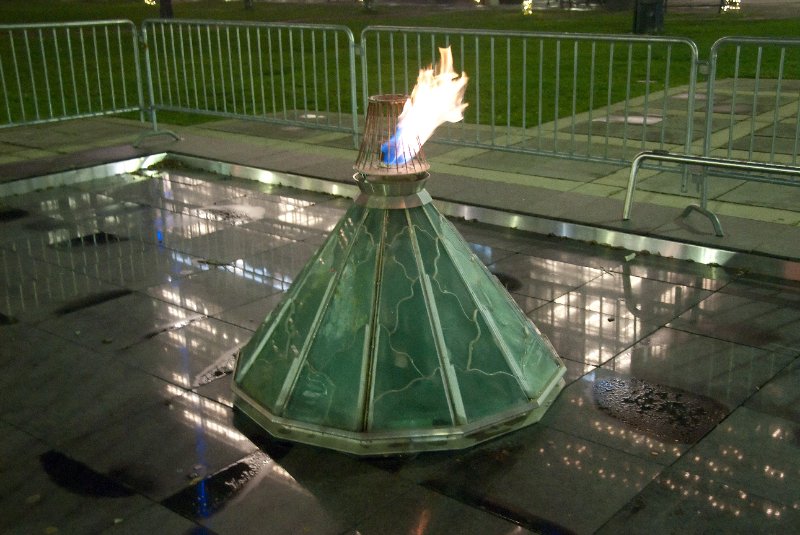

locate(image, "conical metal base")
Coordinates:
233 176 566 455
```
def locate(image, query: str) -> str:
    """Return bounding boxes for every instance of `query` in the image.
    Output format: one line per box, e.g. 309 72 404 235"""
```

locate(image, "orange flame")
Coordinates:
381 47 468 164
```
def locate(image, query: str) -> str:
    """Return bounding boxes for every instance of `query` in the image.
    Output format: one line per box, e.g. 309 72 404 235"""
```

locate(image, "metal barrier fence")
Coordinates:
704 36 800 167
3 20 799 177
360 26 700 164
623 150 800 236
141 19 359 142
0 20 143 129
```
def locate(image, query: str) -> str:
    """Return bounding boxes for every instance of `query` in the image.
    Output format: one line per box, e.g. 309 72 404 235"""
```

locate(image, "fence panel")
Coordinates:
704 36 800 166
0 20 143 129
142 19 358 138
360 26 699 164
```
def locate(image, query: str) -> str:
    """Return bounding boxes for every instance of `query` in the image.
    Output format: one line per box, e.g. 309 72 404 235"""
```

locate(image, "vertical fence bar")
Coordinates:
490 37 496 146
130 22 144 122
92 27 104 111
622 44 633 158
247 28 256 116
257 27 266 117
403 33 409 96
278 28 287 120
389 32 396 94
748 47 763 160
726 46 741 158
537 39 543 152
216 27 226 113
521 39 527 137
289 29 297 119
179 25 189 108
198 26 207 110
188 23 199 110
659 45 671 150
587 41 596 155
66 29 79 115
236 27 246 115
330 32 338 126
604 42 614 160
554 40 561 153
169 24 179 107
39 29 53 118
769 47 785 163
158 24 169 106
79 28 91 113
570 40 578 154
474 35 480 144
793 97 800 164
506 38 511 145
104 27 116 111
227 27 237 115
0 40 10 123
207 26 217 111
267 28 277 118
54 29 66 117
300 29 308 119
24 31 40 120
641 44 652 151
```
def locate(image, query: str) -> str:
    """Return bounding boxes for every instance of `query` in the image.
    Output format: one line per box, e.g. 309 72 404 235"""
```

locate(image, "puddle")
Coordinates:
0 207 29 222
40 450 133 498
161 451 270 520
491 271 522 292
51 232 128 249
593 377 728 444
54 288 133 315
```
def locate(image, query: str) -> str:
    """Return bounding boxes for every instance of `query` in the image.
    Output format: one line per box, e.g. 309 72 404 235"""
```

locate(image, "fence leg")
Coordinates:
681 170 724 236
133 128 181 148
681 204 724 237
681 167 724 237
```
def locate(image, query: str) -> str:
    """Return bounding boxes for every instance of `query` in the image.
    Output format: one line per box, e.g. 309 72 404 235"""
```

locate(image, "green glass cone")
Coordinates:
233 176 566 455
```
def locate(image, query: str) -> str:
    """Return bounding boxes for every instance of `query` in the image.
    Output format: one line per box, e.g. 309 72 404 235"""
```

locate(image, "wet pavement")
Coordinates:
2 162 799 534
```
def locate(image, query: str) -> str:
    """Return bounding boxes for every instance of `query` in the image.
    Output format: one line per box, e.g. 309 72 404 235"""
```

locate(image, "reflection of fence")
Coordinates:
704 36 800 167
141 19 359 142
0 20 143 128
360 26 699 164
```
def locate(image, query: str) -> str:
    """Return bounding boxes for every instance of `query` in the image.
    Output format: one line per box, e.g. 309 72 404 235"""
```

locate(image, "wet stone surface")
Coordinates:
593 377 729 444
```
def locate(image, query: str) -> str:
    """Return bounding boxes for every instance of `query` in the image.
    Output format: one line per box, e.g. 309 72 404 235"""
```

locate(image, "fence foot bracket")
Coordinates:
134 129 181 148
681 203 724 237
